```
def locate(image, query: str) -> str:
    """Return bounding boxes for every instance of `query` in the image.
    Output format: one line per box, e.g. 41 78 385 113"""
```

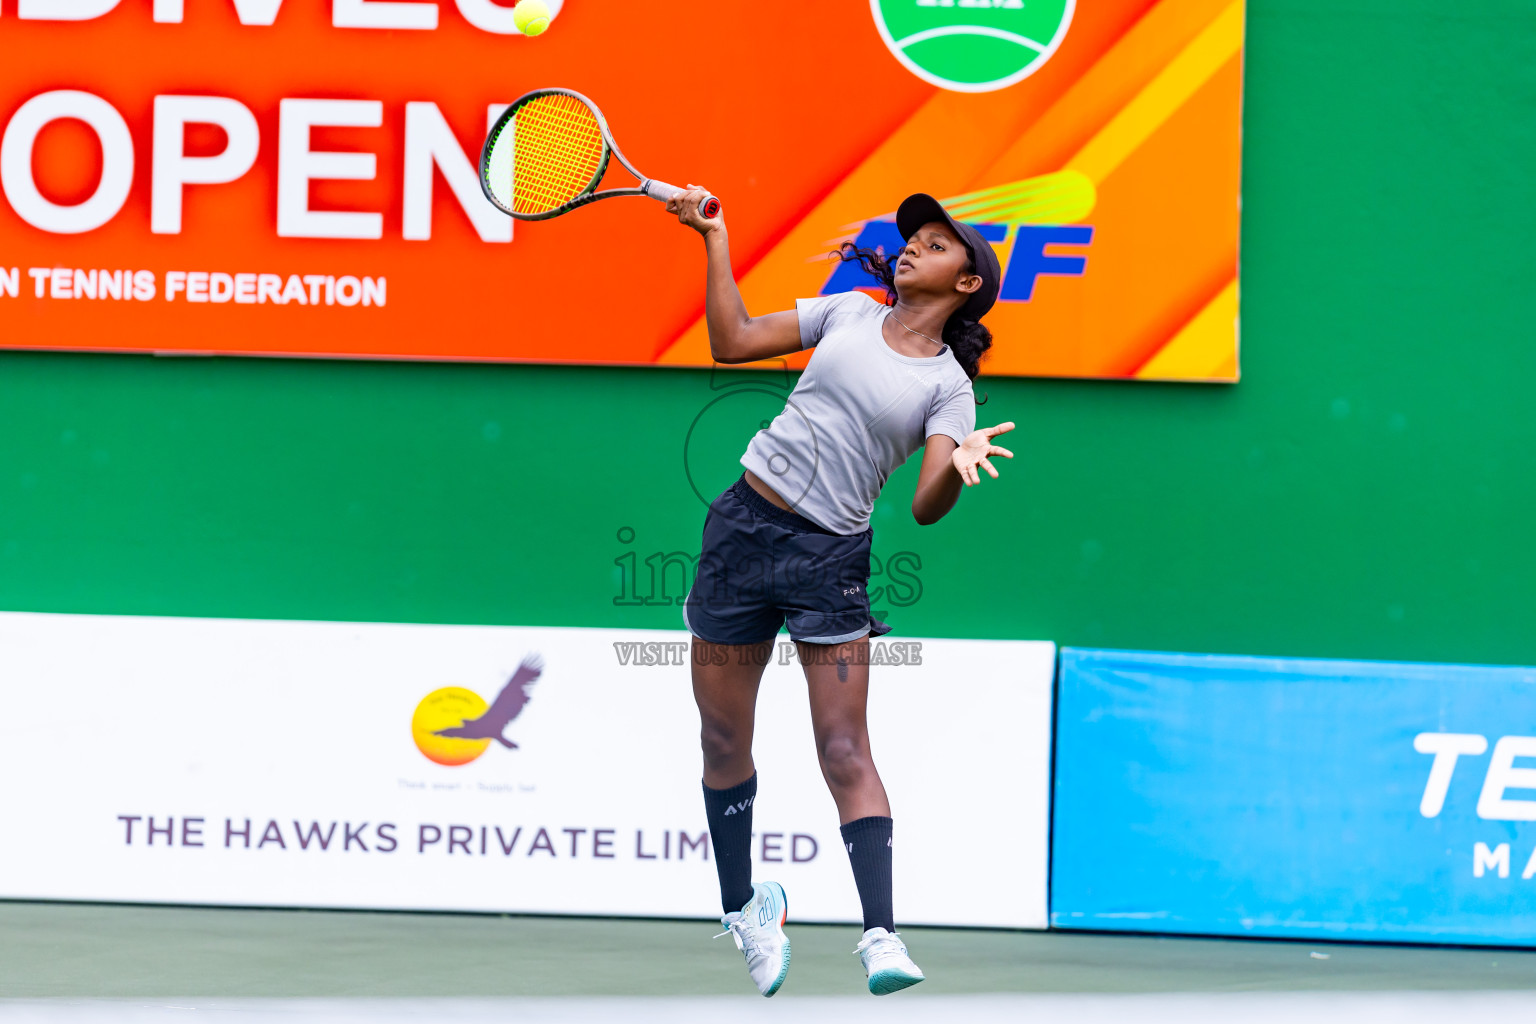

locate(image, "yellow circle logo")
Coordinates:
411 687 491 766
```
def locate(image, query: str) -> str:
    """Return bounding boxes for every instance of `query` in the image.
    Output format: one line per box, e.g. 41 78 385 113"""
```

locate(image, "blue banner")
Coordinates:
1052 648 1536 945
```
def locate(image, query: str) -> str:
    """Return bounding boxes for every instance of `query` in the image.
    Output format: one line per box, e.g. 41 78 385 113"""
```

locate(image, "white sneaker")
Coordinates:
854 926 925 995
714 881 791 996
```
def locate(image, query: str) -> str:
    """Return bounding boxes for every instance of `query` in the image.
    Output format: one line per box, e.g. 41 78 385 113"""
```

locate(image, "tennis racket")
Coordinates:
479 88 721 222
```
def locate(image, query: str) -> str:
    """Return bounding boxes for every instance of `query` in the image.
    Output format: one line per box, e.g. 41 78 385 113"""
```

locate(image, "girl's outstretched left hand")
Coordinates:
952 422 1015 486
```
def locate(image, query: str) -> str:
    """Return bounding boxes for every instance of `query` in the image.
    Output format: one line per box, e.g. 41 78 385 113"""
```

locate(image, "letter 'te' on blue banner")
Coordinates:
1051 647 1536 946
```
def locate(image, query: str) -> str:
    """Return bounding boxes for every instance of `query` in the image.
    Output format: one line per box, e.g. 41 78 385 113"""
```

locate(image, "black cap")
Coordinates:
895 192 1001 323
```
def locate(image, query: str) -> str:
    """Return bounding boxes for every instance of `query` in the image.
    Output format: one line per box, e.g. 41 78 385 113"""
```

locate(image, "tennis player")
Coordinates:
666 186 1014 997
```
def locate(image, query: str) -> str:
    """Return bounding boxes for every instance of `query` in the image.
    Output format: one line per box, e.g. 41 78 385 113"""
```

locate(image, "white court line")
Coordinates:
2 993 1535 1023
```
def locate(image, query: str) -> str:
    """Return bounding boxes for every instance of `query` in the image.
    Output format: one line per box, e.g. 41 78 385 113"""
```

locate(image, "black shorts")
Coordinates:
682 473 893 646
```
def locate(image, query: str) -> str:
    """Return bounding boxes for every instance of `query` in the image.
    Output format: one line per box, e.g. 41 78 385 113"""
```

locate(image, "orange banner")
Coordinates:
0 1 1240 380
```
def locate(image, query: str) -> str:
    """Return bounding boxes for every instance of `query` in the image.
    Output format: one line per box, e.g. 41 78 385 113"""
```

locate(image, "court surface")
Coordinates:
3 901 1534 1021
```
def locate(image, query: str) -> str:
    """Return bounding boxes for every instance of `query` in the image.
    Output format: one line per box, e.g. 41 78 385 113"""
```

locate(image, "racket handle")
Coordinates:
643 179 721 219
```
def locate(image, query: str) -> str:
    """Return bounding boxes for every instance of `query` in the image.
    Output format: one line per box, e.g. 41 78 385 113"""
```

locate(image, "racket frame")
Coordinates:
478 87 718 221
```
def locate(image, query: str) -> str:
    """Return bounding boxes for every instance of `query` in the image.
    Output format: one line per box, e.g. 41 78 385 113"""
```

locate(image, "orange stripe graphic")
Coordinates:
654 0 1243 382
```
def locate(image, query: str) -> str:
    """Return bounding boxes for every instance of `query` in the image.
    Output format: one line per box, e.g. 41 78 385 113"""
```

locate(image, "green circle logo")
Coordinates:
871 0 1075 93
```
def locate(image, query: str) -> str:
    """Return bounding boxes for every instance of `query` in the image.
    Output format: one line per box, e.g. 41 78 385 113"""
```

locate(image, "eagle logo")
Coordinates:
410 653 544 766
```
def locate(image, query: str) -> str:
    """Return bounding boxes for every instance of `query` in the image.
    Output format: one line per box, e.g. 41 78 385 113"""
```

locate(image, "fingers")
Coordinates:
954 447 1007 487
985 421 1017 436
669 184 719 233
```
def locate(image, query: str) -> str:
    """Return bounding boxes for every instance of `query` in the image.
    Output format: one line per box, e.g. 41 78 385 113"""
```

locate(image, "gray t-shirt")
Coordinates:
739 291 977 535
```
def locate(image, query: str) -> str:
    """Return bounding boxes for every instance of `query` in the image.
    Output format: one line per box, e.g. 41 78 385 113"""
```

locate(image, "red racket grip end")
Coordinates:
700 196 721 219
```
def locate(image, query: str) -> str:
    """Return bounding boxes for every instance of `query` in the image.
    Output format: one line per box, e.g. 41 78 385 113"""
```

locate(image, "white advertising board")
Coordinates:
0 612 1053 928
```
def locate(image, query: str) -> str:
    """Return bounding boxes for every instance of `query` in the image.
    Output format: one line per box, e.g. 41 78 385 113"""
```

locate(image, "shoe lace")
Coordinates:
853 931 906 957
714 916 765 961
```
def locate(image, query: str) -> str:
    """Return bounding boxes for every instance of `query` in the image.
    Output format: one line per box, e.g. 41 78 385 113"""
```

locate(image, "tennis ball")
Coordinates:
514 0 550 37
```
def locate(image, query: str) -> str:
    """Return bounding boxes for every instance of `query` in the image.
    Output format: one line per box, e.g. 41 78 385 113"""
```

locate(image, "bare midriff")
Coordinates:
742 468 793 511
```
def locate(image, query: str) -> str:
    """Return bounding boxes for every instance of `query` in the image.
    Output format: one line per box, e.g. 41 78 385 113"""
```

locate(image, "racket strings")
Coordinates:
511 95 607 214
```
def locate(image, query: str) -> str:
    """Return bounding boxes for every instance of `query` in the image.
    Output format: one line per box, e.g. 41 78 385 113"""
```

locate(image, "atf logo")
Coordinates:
411 653 544 766
872 0 1075 93
822 171 1096 305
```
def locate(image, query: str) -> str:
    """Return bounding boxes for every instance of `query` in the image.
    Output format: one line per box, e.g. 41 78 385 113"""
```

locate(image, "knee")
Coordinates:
700 716 746 770
817 730 871 791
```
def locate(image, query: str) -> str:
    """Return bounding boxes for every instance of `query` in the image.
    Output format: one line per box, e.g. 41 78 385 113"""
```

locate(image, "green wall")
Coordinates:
2 0 1533 665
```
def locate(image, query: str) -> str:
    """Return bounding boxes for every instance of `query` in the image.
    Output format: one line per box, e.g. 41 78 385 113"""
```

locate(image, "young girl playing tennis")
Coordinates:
666 186 1015 997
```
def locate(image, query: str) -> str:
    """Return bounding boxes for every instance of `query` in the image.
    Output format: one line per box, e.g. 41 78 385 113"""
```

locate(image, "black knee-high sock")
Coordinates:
841 815 895 933
703 773 757 914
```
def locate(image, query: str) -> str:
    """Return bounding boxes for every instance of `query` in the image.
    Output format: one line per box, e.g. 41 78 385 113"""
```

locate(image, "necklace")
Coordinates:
888 309 943 349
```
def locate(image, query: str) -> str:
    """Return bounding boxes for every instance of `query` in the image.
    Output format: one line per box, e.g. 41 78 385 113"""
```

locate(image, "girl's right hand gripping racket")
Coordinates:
479 88 720 222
